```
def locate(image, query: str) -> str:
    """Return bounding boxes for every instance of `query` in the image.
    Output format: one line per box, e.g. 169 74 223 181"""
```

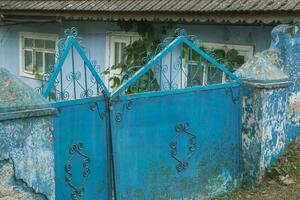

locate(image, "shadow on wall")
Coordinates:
234 24 300 186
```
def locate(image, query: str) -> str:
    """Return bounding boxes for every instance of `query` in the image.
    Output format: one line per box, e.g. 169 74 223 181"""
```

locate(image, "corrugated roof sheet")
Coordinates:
0 0 299 24
0 0 300 12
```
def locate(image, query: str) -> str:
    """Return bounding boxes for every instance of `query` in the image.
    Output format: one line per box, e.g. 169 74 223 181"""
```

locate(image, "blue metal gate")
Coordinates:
43 28 243 199
43 28 112 200
109 31 243 199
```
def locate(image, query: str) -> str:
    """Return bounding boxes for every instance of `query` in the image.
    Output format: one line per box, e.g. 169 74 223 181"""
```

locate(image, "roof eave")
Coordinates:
0 10 299 24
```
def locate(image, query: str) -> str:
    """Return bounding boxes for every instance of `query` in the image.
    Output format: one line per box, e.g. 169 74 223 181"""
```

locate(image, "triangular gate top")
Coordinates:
111 29 242 99
42 28 109 101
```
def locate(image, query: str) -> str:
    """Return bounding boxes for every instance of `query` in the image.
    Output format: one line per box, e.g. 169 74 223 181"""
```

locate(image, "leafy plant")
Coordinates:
103 21 170 93
34 66 56 101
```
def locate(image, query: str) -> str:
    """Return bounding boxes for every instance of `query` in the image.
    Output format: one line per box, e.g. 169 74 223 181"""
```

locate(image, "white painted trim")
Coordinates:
201 42 254 61
19 32 58 79
105 31 141 90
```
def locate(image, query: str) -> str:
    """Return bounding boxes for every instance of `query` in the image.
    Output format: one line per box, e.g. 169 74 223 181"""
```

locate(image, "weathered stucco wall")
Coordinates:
236 24 300 185
270 24 300 141
0 67 55 200
0 116 54 200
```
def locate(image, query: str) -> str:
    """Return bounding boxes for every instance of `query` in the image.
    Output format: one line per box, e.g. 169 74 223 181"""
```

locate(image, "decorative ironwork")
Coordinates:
226 87 240 104
65 143 90 200
125 100 133 110
117 28 238 96
170 122 197 172
38 27 108 102
115 113 122 122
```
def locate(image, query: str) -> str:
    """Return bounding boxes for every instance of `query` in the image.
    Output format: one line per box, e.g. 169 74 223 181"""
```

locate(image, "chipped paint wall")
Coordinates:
235 24 300 186
271 24 300 140
0 67 55 200
0 116 55 200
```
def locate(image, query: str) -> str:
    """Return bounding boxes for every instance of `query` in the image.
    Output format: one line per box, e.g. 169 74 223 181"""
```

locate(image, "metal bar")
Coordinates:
159 60 162 87
60 68 63 100
180 44 183 88
71 46 77 99
52 95 105 108
84 62 88 96
189 48 192 87
43 37 73 98
118 82 240 101
169 50 172 89
72 40 110 97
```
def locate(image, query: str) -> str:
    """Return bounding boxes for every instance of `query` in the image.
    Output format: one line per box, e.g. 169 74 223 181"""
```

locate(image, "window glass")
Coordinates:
45 52 55 73
24 50 33 72
24 38 34 47
114 42 120 65
35 39 45 48
45 40 55 49
35 51 43 74
207 66 223 84
121 42 126 63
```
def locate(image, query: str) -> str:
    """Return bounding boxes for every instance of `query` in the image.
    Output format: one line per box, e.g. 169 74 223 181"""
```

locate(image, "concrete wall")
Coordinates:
0 21 274 90
235 24 300 185
0 116 55 200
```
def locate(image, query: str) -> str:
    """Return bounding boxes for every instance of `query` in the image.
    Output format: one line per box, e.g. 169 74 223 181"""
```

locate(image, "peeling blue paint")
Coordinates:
235 24 300 186
0 67 55 199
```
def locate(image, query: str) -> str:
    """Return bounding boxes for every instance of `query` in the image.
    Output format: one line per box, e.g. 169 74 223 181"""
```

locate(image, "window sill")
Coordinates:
20 72 39 80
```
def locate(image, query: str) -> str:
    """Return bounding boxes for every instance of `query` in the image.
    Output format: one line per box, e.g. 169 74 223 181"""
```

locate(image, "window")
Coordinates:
20 32 58 77
105 32 141 88
201 42 254 70
184 42 254 86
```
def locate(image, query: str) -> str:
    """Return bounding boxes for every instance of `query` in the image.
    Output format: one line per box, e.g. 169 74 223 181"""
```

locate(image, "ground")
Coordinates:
217 138 300 200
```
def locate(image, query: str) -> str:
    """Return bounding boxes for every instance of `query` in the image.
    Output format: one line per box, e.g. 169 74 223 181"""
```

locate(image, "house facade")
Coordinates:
0 0 298 90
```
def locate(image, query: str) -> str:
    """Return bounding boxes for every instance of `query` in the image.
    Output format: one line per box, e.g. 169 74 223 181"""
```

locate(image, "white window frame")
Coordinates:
182 42 254 86
19 32 58 79
105 31 141 89
201 42 254 63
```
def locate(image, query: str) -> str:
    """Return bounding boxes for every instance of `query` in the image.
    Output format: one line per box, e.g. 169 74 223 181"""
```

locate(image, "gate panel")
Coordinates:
42 28 111 199
53 97 111 199
111 85 242 199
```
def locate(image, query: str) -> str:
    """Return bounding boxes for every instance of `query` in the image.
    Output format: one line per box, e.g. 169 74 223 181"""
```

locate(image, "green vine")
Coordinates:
34 67 56 100
104 21 245 93
103 21 172 92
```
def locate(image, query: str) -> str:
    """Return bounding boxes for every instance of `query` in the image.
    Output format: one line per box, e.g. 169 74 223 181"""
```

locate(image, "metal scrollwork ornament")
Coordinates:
170 122 197 172
64 143 90 200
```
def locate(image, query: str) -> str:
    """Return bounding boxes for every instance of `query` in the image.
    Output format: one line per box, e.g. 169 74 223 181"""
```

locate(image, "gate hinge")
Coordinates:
226 87 240 104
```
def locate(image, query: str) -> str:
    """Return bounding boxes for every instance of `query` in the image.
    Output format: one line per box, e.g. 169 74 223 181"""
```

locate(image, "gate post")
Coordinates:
235 49 291 186
0 68 56 199
236 24 300 186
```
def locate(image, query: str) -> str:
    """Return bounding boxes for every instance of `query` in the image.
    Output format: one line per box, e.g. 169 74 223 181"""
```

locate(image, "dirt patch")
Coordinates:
217 138 300 200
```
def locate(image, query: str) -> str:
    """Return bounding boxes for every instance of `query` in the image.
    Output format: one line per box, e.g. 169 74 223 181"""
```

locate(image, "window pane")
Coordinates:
114 42 120 65
207 66 223 84
24 50 33 72
35 51 43 74
24 38 33 48
35 39 45 48
121 42 126 63
45 40 55 50
188 64 204 86
45 52 55 73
